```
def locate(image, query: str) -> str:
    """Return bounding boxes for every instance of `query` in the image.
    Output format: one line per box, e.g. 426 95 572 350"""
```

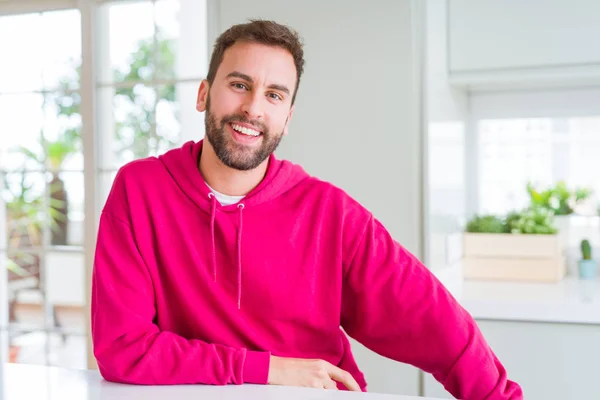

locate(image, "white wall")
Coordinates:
177 0 208 144
424 0 468 270
425 0 468 123
211 0 424 255
210 0 424 395
448 0 600 71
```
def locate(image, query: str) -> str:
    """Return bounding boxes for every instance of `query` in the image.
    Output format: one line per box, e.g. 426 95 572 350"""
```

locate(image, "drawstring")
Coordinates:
236 203 244 310
207 192 245 310
208 193 217 282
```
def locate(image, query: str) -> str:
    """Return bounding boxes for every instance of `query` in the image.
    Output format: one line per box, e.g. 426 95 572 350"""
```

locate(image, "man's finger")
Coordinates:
325 363 361 392
323 378 338 390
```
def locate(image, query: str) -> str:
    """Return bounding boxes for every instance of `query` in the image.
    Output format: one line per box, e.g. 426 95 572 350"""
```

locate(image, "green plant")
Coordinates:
113 32 177 160
581 239 592 260
465 207 557 235
466 215 505 233
506 207 557 234
2 173 43 279
504 211 521 233
527 181 593 216
575 187 593 204
3 172 44 248
6 258 31 278
14 115 80 245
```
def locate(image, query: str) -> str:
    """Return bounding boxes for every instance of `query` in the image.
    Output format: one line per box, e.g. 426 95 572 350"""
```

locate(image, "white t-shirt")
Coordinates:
205 183 245 206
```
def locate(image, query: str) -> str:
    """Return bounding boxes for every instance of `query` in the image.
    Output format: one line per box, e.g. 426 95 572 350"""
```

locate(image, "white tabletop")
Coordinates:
0 363 443 400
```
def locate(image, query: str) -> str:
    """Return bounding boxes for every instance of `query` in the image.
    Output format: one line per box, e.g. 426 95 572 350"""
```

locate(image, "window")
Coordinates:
471 89 600 217
97 0 207 203
0 0 207 369
477 117 600 216
0 8 85 369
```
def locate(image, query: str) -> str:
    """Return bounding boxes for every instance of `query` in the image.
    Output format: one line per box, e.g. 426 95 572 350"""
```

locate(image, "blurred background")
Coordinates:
0 0 206 372
0 0 599 399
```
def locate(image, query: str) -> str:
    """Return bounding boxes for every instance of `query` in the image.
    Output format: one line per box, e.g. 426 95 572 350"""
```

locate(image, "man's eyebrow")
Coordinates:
226 71 290 95
226 71 253 82
267 83 290 95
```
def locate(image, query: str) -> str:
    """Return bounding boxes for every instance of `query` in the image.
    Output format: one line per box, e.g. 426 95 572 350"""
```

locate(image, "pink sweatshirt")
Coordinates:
92 140 522 399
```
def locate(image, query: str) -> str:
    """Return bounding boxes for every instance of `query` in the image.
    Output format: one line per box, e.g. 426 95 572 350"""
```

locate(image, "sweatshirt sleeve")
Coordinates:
340 214 523 400
91 210 270 385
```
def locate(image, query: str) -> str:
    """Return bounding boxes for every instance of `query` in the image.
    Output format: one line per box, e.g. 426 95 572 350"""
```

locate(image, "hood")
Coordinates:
159 139 309 309
159 140 309 213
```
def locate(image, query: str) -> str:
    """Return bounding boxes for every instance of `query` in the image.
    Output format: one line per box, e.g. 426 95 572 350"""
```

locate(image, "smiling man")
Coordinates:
91 20 523 399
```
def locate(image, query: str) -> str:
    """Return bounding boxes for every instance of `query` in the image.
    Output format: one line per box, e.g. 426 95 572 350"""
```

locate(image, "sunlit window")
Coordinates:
478 117 600 215
0 0 207 369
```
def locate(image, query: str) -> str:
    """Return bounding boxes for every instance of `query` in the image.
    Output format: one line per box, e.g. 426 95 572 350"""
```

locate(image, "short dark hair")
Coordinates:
206 19 305 104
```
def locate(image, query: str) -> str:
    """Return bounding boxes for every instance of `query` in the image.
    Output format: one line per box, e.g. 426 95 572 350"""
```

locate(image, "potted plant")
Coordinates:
16 129 78 246
578 239 597 279
527 181 592 217
526 181 593 244
463 207 565 282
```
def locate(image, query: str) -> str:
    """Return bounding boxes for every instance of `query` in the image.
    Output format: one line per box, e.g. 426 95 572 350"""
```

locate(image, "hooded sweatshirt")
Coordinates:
91 140 523 399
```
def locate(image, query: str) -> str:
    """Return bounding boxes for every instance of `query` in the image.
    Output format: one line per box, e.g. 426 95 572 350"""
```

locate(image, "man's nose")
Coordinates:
241 91 264 119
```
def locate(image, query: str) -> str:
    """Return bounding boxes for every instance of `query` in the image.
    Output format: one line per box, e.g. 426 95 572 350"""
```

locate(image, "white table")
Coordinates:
1 363 443 400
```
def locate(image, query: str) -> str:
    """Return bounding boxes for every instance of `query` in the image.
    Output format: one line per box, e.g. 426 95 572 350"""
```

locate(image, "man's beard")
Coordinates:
204 95 285 171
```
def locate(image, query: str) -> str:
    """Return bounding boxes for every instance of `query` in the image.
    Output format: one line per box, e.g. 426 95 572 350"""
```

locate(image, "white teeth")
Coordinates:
232 123 260 137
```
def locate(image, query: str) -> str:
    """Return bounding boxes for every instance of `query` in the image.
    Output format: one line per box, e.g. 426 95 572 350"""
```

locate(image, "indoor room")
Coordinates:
1 1 598 399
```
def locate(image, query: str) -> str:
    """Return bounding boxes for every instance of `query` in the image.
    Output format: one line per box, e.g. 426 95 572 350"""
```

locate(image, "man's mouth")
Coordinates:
230 123 262 137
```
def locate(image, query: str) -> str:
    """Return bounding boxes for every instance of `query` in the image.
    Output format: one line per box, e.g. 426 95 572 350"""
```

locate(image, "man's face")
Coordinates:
196 41 297 171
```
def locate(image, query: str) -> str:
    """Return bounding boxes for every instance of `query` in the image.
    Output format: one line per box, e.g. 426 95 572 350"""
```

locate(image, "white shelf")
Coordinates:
434 263 600 325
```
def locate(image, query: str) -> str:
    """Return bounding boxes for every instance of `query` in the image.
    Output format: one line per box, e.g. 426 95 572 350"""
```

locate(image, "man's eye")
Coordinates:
268 93 282 101
232 83 248 90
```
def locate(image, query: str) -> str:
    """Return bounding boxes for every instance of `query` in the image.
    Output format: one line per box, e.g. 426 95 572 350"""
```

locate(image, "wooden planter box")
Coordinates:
463 233 566 283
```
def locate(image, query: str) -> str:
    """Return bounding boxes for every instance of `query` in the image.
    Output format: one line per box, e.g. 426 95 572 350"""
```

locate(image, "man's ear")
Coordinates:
283 105 295 136
196 80 210 112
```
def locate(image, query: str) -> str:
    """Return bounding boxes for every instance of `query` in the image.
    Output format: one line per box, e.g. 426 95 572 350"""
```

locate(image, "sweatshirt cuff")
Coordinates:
242 350 271 384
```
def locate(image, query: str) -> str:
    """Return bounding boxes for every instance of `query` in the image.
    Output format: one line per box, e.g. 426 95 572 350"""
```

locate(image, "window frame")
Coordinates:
0 0 212 369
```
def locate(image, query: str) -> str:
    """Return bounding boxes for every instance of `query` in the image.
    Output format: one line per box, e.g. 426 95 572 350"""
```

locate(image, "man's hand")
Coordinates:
267 355 361 391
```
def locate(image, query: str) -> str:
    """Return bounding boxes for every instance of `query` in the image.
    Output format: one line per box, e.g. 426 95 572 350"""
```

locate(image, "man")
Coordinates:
92 19 523 399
